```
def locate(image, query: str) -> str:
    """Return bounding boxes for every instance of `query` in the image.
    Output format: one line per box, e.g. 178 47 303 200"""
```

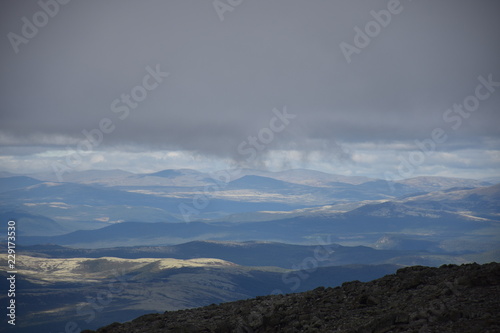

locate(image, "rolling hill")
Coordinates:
0 254 399 333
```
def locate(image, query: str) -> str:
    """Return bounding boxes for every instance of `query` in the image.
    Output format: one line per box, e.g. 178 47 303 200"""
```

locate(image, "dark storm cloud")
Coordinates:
1 0 499 162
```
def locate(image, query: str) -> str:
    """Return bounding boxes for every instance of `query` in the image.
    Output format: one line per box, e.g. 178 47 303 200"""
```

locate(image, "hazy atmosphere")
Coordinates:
1 0 500 178
2 2 500 331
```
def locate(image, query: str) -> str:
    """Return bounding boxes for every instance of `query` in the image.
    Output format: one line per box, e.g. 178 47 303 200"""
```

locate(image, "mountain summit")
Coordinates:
84 262 500 332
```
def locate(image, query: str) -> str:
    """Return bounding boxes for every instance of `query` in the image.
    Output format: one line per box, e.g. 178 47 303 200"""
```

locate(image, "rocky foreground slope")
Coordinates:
84 262 500 332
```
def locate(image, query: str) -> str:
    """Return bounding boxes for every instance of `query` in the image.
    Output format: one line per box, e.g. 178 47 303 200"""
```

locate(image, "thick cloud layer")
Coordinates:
0 0 499 177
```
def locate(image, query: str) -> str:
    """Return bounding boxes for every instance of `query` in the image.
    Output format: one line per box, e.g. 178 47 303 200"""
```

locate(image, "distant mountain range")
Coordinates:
1 168 497 224
1 168 498 252
3 167 495 189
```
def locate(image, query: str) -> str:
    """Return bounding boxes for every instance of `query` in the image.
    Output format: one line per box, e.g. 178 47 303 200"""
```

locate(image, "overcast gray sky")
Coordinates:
1 0 499 179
